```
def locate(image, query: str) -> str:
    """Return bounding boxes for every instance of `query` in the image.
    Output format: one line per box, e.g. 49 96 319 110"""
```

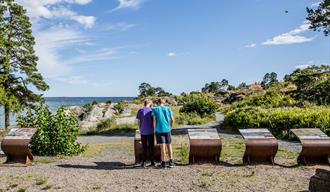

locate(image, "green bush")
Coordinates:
96 118 115 131
180 94 219 117
176 113 215 125
83 100 98 113
224 106 330 137
234 90 297 108
17 104 85 156
114 102 126 115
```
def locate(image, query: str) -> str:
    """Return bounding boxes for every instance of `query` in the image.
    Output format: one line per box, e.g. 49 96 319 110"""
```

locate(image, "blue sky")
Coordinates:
17 0 330 97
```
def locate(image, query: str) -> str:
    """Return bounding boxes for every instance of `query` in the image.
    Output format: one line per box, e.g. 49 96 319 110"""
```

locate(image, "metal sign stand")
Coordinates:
239 129 278 165
188 128 221 164
1 128 37 167
291 128 330 165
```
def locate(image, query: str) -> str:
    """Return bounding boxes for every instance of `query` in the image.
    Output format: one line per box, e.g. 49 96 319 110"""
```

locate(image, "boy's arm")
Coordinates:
170 108 175 128
153 116 157 130
171 115 175 128
136 110 141 129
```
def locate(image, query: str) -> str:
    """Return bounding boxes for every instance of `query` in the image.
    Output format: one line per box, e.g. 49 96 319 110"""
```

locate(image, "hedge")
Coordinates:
224 106 330 138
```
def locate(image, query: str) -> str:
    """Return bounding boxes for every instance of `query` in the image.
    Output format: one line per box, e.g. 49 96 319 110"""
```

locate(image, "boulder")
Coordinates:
115 116 136 125
309 169 330 192
103 106 115 119
86 106 103 122
65 106 86 120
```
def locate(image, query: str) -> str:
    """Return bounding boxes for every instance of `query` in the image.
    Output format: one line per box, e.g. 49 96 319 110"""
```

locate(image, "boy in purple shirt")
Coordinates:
136 99 155 167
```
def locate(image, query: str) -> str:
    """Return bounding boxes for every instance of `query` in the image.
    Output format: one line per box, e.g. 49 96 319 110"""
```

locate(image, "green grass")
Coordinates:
215 171 256 178
201 172 214 177
81 140 133 157
174 142 189 164
9 184 18 188
130 107 139 117
34 156 64 164
87 124 137 135
0 129 9 138
16 189 26 192
41 185 52 190
35 178 47 185
220 138 245 164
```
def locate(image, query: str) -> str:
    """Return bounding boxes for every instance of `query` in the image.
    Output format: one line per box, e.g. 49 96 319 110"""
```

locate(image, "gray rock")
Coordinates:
309 169 330 192
103 107 115 119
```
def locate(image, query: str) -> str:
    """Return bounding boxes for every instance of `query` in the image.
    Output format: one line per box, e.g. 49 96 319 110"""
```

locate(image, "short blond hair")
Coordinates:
157 97 166 105
144 99 153 106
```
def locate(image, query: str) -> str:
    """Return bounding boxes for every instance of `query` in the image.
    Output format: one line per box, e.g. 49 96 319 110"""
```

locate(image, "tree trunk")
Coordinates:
4 105 10 130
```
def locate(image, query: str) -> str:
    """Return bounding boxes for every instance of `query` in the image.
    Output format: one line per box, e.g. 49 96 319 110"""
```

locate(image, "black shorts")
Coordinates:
156 132 172 144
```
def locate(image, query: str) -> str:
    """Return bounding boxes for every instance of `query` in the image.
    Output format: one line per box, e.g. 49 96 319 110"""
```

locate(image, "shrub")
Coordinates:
96 118 115 131
17 104 85 156
180 94 219 117
176 113 215 125
114 102 125 115
233 90 297 108
224 106 330 137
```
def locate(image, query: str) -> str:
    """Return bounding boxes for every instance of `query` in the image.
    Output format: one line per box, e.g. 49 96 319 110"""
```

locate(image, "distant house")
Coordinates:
249 83 262 90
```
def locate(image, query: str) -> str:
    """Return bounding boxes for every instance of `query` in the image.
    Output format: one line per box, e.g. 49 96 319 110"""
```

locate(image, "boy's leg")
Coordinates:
165 132 175 168
167 143 173 160
160 143 166 162
147 134 155 163
156 132 167 168
164 132 173 159
141 135 148 165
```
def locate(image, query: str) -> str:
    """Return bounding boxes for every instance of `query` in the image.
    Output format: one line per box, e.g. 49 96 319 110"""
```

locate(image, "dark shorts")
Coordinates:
156 132 172 144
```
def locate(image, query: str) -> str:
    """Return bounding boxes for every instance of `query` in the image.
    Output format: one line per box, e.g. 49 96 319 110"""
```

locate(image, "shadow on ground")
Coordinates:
57 162 146 170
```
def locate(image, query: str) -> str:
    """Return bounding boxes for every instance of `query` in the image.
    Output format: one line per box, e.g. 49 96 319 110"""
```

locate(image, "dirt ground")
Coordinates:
0 135 329 192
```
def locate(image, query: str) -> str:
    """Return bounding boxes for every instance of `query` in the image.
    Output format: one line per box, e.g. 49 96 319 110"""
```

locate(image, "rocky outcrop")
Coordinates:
65 102 141 133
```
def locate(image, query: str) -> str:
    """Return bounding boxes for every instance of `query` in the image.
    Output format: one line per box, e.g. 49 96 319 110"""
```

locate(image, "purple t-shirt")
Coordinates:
136 107 154 135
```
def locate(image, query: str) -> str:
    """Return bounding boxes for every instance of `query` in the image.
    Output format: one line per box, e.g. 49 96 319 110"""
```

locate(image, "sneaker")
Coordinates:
141 162 146 168
168 159 175 168
160 161 167 169
150 161 156 167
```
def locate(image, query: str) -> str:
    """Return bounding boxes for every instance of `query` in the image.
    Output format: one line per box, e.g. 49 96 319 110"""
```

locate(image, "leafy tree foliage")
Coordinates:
114 101 125 115
284 65 330 105
0 0 49 129
261 72 279 88
220 79 229 88
17 104 85 156
201 82 221 93
238 82 248 89
180 94 219 117
201 78 234 93
306 0 330 36
138 82 171 98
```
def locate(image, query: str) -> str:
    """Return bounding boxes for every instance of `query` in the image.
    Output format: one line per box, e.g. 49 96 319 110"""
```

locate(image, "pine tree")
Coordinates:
0 0 49 129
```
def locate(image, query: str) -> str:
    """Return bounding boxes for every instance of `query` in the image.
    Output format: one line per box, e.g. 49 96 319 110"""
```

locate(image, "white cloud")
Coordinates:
310 2 321 8
55 76 112 87
72 15 96 28
35 27 87 78
65 48 117 65
295 64 311 69
17 0 95 28
245 43 256 48
110 0 144 12
295 60 329 69
168 52 176 57
263 22 313 45
104 22 136 31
